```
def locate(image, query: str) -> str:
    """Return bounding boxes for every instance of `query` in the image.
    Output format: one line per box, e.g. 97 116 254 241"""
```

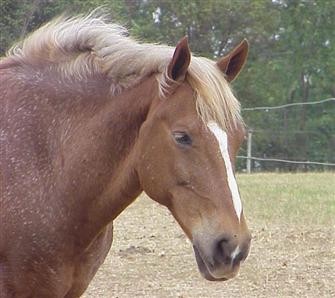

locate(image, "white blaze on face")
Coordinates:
207 121 242 221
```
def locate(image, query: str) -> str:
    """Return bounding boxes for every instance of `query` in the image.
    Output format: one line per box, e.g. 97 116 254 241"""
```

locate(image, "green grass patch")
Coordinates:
237 172 335 226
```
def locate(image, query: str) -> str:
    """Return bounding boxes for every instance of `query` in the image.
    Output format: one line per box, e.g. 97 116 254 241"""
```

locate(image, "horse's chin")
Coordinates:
193 245 236 282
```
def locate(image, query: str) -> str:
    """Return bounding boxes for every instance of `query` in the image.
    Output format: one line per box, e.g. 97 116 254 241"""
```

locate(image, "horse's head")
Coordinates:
135 38 250 281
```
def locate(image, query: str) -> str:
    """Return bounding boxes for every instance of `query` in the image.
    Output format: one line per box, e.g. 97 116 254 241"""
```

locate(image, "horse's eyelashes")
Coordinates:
173 132 192 146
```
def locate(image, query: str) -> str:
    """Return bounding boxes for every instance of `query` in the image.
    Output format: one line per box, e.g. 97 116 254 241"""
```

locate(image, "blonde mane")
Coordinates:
7 12 242 130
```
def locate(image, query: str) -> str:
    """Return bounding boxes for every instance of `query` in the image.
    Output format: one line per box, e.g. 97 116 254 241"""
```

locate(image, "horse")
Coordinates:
0 13 251 297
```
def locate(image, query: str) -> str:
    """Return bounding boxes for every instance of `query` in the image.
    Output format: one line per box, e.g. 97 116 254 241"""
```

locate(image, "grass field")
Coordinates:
83 173 335 297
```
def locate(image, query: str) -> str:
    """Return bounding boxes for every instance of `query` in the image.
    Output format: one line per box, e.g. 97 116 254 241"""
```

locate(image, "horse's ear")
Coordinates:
167 36 191 82
217 39 249 82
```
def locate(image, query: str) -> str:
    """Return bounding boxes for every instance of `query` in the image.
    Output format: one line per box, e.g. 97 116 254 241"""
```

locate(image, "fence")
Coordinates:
237 98 335 173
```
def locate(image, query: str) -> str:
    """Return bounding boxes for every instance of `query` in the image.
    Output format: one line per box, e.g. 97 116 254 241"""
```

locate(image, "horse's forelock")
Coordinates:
159 58 242 131
187 58 243 131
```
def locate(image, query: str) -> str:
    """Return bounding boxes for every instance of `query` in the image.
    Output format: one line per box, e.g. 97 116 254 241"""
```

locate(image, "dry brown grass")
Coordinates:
83 173 335 297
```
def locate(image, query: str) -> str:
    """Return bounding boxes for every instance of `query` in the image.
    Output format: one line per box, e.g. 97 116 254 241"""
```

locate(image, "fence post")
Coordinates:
247 129 253 173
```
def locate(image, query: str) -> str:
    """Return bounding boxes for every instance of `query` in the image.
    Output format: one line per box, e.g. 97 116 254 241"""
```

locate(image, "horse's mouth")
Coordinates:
193 245 237 281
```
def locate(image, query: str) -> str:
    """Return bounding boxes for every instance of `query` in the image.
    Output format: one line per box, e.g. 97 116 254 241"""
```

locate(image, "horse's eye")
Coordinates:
173 132 192 146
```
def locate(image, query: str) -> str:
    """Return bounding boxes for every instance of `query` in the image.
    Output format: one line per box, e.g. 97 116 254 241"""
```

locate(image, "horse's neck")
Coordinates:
54 74 157 235
1 64 157 246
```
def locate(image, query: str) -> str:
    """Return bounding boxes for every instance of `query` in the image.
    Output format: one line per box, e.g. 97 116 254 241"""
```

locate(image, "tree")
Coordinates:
1 0 334 170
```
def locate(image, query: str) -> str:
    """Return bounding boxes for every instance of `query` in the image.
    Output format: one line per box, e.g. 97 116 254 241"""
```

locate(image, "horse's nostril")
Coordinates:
218 233 232 245
215 236 233 265
213 233 251 268
219 237 230 244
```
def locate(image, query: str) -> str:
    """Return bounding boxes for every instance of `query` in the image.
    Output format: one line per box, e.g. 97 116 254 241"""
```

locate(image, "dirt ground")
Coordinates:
83 188 334 298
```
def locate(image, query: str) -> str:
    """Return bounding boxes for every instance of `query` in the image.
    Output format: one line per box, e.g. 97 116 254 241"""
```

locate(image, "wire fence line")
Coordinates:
237 156 335 167
242 97 335 111
238 97 335 171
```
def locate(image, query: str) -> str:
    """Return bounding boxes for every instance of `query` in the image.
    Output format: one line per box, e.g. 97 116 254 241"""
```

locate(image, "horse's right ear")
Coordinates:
167 37 191 82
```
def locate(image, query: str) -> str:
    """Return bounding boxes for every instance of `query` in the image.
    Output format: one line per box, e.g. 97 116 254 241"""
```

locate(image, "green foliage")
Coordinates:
0 0 334 171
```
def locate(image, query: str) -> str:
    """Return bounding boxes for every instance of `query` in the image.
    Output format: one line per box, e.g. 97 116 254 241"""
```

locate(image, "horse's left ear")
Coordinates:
217 39 249 82
167 36 191 82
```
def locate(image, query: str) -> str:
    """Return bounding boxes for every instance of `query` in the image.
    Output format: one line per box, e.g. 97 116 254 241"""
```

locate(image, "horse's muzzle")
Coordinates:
193 233 251 281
